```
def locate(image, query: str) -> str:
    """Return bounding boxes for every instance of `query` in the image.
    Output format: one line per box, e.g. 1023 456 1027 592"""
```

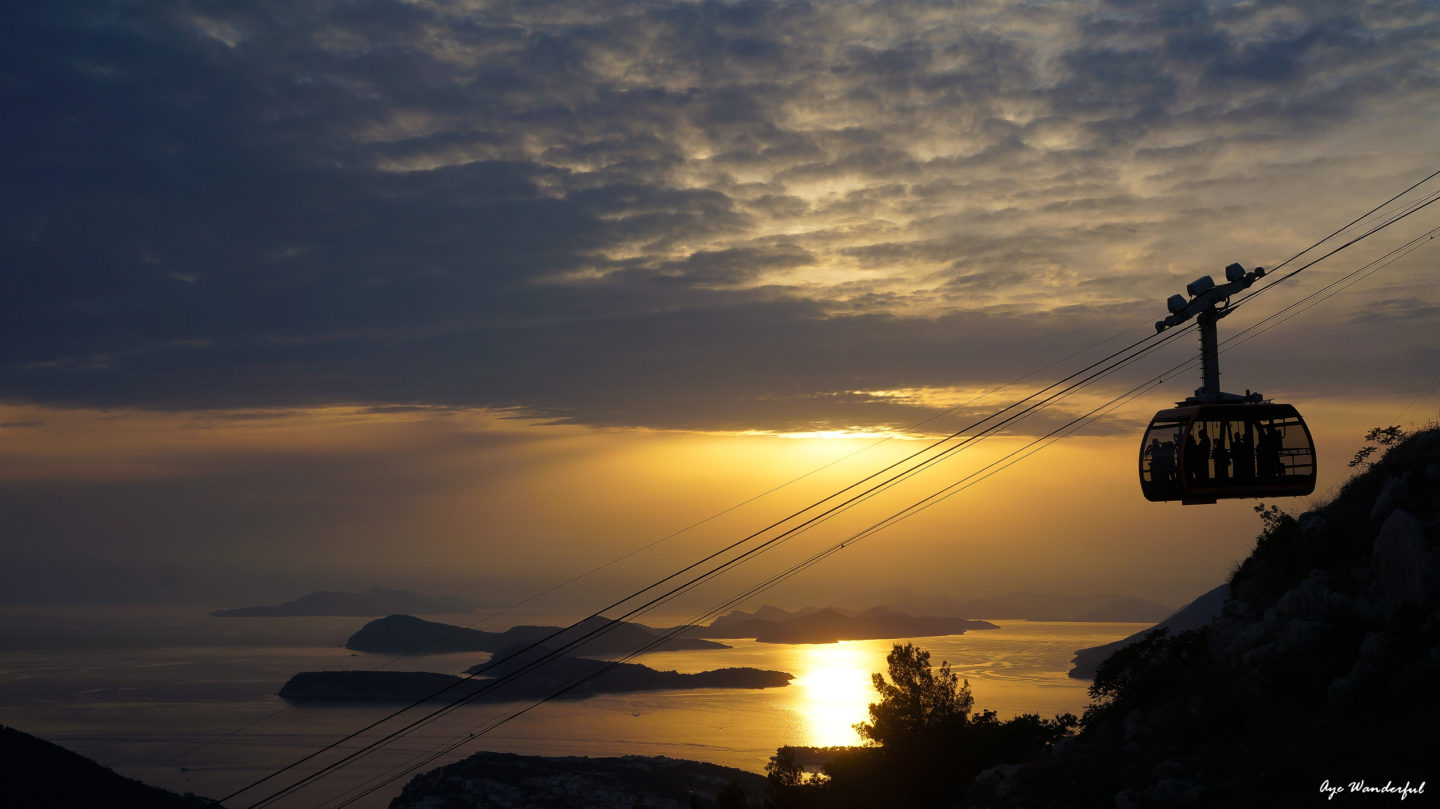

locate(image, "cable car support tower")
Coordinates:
1156 262 1266 405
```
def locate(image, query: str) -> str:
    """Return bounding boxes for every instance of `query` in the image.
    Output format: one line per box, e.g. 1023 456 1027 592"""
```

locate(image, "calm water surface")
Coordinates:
0 607 1145 808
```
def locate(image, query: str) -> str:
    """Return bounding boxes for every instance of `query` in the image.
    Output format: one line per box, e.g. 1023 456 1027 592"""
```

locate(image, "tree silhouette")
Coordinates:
765 746 806 790
855 643 973 749
1348 425 1409 469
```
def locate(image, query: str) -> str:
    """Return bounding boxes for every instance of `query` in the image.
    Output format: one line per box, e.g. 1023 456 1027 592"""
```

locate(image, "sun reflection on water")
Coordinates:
791 642 875 748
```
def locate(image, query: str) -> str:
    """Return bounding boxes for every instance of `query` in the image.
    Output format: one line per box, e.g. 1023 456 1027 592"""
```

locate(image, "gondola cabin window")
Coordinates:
1139 404 1315 504
1140 418 1187 502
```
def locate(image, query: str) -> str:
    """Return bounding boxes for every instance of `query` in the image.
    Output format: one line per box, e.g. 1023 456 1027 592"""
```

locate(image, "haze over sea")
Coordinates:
0 606 1143 808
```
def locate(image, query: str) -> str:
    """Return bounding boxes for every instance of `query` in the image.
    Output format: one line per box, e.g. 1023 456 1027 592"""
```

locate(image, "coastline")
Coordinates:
0 607 1147 807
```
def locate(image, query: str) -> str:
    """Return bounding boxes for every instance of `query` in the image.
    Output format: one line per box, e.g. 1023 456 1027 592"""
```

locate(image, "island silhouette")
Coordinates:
345 613 729 656
279 649 792 703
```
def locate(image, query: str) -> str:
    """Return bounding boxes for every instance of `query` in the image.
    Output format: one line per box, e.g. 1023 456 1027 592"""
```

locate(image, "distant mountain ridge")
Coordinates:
700 604 997 643
1067 585 1229 679
948 592 1172 622
211 586 478 617
345 613 728 655
732 593 1174 623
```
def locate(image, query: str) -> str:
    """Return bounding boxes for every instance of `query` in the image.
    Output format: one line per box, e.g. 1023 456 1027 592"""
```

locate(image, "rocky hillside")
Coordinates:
974 426 1440 808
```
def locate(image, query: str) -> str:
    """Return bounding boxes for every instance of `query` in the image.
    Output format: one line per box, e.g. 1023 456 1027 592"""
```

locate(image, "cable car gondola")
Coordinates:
1138 264 1317 505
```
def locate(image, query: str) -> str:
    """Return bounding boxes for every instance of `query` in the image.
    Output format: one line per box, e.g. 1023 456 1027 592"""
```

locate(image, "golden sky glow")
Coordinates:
2 389 1424 608
2 0 1438 607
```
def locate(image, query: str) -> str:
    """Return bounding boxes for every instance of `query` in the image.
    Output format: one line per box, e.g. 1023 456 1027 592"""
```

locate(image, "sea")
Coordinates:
0 606 1146 808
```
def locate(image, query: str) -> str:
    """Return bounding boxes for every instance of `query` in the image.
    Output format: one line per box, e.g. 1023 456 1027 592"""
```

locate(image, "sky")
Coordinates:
3 0 1439 612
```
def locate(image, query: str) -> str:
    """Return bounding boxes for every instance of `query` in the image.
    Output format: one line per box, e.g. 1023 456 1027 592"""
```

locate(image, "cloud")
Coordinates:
2 0 1437 432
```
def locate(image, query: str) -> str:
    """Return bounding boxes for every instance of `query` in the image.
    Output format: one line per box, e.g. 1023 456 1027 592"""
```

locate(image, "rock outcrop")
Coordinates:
390 752 766 809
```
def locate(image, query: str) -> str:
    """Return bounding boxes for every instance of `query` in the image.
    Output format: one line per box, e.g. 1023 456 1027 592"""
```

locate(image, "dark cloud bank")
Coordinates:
4 0 1437 431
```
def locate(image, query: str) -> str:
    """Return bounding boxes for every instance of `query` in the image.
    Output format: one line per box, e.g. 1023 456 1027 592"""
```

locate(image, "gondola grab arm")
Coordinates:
1155 263 1265 333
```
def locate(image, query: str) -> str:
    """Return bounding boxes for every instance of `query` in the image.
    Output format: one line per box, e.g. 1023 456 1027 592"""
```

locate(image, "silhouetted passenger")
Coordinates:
1156 439 1177 486
1258 426 1283 480
1231 430 1254 483
1213 440 1231 484
1187 428 1211 485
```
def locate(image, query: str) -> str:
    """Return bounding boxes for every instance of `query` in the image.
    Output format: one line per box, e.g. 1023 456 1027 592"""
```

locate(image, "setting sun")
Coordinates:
791 643 875 748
